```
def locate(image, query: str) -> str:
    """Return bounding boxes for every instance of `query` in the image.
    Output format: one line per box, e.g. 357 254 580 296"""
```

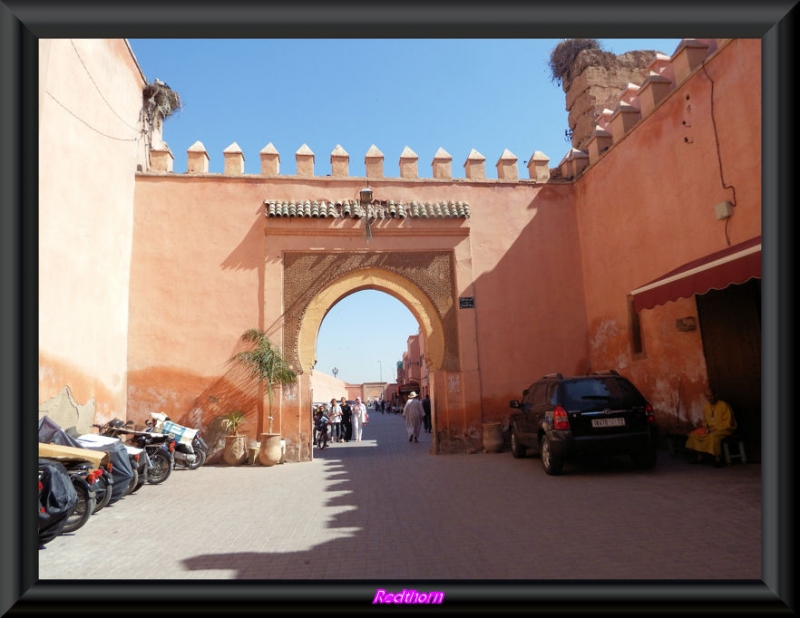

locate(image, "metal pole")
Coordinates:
378 360 382 383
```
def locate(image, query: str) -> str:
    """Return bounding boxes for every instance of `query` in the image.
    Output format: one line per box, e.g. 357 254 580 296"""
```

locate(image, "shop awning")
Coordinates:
630 236 761 312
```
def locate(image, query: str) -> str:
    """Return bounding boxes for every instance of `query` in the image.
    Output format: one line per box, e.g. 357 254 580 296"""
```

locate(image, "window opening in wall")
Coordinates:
628 295 644 357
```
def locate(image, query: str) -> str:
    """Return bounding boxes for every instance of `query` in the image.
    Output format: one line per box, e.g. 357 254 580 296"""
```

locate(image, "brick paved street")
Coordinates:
33 409 764 609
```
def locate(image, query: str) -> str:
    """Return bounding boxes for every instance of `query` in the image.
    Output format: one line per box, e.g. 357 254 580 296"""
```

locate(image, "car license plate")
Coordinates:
592 417 626 428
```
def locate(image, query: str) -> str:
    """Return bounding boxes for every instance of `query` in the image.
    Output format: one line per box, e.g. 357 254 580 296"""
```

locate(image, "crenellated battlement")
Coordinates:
557 38 725 179
148 139 552 184
147 39 724 185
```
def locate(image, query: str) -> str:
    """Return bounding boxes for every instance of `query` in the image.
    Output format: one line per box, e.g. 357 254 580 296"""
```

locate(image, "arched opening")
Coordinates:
313 289 419 386
297 267 446 376
281 253 469 462
296 269 445 451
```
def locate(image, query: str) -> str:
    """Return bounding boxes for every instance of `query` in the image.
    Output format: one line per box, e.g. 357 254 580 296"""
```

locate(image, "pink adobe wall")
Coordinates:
573 39 761 429
469 183 590 421
129 172 583 453
127 177 270 432
39 39 147 431
309 371 348 405
407 334 422 384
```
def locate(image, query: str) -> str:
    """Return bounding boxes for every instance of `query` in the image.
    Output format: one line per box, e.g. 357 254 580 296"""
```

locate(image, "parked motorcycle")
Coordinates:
147 413 207 470
39 416 132 507
58 460 100 534
38 458 77 546
96 420 151 492
38 439 111 519
78 431 140 499
108 421 175 485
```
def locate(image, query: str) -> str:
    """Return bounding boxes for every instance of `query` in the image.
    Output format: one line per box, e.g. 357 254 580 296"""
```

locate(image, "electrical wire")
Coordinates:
45 90 140 142
702 61 737 246
70 39 141 132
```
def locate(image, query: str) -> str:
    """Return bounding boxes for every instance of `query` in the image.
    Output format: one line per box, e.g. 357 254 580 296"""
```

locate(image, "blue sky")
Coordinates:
128 38 682 384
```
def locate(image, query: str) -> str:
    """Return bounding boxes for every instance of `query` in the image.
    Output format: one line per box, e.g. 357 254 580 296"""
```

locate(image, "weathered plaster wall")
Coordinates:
38 39 146 431
572 39 761 431
563 48 658 149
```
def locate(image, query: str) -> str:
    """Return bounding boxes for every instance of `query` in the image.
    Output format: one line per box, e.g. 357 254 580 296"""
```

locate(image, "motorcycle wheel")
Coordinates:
147 450 172 485
185 448 206 470
62 477 95 534
92 473 112 513
132 466 147 493
125 467 139 495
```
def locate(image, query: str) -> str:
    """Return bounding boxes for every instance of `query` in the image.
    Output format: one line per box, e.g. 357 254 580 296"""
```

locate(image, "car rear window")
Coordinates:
561 377 644 410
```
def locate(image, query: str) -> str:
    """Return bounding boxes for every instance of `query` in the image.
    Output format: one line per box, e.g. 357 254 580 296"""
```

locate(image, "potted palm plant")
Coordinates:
221 409 248 466
231 328 297 466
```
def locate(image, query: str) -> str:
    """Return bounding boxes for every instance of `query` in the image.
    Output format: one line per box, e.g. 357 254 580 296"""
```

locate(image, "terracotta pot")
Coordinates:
482 422 503 453
258 433 283 466
223 434 248 466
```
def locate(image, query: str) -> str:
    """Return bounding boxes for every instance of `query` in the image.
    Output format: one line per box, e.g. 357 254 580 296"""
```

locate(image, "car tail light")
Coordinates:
553 406 570 430
645 402 655 424
38 481 43 492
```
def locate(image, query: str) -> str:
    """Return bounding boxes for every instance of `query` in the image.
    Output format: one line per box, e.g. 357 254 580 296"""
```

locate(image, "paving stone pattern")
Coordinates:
39 410 761 582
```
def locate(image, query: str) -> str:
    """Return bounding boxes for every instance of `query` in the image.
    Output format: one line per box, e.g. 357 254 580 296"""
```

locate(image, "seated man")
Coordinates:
685 389 737 467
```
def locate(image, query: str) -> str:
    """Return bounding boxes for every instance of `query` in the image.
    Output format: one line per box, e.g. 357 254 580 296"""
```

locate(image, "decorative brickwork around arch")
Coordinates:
283 251 460 374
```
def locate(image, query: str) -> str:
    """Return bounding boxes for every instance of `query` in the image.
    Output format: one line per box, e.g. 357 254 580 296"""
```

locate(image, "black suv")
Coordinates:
508 371 658 475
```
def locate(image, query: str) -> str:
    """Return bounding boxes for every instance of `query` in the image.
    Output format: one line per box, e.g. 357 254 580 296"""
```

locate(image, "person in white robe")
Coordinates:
403 391 425 443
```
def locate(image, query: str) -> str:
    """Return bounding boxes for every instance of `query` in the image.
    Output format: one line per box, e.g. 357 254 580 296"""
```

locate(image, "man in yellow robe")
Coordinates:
686 389 737 467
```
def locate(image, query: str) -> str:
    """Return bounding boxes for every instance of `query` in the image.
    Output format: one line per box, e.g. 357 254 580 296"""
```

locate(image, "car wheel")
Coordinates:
540 435 564 476
630 447 658 470
510 430 527 458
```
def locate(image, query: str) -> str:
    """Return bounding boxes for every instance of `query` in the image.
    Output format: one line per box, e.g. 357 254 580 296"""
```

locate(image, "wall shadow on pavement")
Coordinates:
179 412 761 588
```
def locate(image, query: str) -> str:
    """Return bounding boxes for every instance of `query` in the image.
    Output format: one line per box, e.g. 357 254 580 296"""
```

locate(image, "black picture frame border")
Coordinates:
1 1 794 614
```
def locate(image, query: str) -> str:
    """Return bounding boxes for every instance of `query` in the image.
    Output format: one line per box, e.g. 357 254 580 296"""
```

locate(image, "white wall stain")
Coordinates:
590 319 619 356
448 374 461 394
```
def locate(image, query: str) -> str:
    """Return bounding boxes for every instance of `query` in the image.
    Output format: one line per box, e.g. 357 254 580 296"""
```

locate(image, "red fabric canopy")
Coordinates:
631 236 761 312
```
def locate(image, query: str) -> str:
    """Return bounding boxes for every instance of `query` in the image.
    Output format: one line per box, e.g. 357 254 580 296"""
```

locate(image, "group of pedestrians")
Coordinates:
314 391 434 448
314 396 368 447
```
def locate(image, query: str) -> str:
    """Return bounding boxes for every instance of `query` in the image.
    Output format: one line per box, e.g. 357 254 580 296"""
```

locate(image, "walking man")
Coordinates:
403 391 425 443
422 394 432 433
339 397 352 442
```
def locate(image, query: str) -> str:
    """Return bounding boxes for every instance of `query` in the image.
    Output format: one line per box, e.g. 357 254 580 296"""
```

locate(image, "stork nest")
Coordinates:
548 38 603 88
143 81 182 121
